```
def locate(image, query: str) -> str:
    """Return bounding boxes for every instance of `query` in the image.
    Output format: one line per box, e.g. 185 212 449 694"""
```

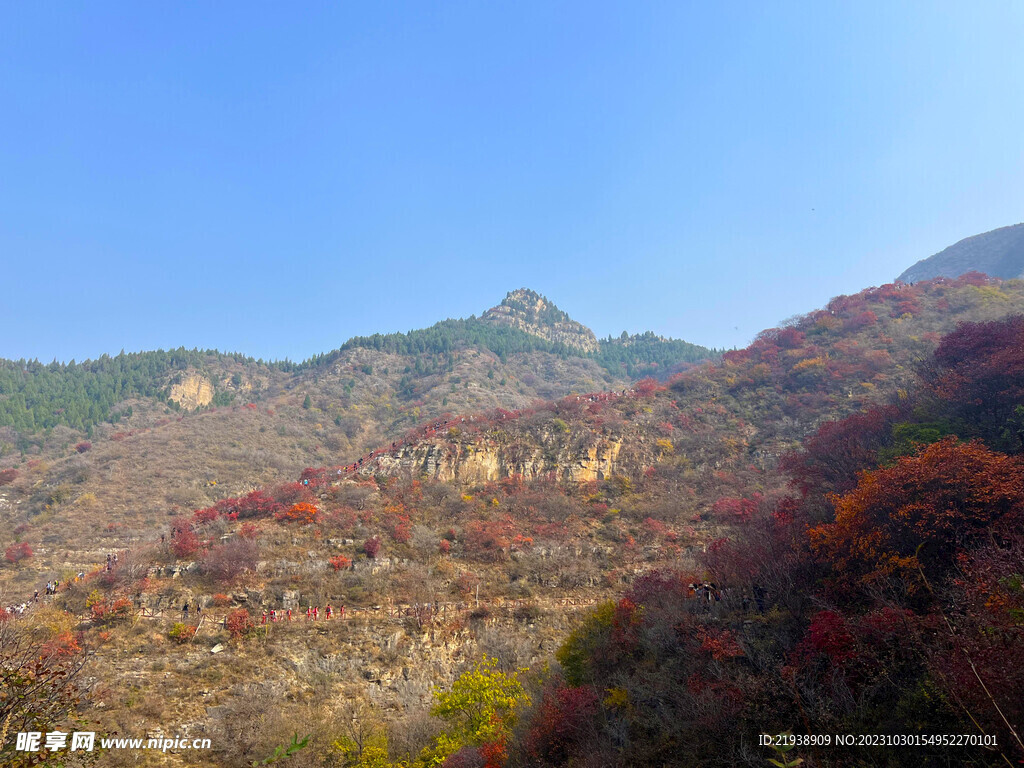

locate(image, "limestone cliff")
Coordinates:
168 372 214 410
363 434 632 484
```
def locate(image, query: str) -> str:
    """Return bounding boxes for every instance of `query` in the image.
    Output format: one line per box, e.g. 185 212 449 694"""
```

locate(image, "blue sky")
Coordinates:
2 2 1023 362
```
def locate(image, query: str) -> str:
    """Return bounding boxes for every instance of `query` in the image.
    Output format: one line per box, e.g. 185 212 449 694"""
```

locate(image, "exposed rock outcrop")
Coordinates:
482 288 599 353
168 373 214 409
362 436 627 483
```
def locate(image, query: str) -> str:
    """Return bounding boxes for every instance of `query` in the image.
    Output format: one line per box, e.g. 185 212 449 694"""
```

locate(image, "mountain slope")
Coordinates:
898 222 1024 282
6 274 1024 767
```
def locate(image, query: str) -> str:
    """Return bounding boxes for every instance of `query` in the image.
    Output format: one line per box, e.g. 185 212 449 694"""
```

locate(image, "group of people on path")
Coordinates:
687 581 768 613
2 600 30 617
259 604 344 624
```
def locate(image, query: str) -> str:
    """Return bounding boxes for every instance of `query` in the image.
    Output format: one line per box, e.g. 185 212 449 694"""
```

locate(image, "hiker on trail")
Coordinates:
753 584 766 613
287 608 292 621
325 605 332 620
270 609 277 622
261 611 267 625
182 602 189 619
306 606 311 621
33 590 39 602
196 603 202 617
313 606 319 621
339 605 344 619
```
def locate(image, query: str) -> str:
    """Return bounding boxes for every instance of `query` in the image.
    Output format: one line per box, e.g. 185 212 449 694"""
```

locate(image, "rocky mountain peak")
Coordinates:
482 289 599 353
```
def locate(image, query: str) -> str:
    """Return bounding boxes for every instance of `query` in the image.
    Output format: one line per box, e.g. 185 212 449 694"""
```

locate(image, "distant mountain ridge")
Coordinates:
0 289 715 435
898 222 1024 283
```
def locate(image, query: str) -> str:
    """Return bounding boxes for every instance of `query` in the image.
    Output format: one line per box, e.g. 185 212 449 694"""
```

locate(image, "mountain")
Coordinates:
5 273 1024 767
0 289 714 436
0 290 716 562
481 288 599 352
897 222 1024 282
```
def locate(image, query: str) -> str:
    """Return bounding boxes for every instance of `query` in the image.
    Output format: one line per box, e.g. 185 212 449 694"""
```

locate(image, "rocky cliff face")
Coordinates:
363 434 631 484
168 372 214 409
482 288 599 353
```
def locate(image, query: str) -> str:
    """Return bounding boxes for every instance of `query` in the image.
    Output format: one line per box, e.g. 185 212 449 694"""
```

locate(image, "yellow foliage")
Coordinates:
75 492 98 509
604 687 630 709
969 285 1009 302
421 657 529 764
792 356 826 372
656 438 674 456
332 732 396 768
26 606 75 639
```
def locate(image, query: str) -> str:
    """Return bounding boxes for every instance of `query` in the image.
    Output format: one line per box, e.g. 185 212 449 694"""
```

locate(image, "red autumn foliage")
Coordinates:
810 438 1024 592
4 542 33 563
524 688 598 765
194 489 286 523
696 627 744 661
271 482 314 507
383 507 412 543
362 537 381 558
225 608 255 638
91 597 133 625
710 494 763 521
633 377 663 396
926 532 1024 745
329 555 351 571
193 506 219 524
0 468 18 486
74 441 92 453
464 519 516 561
200 538 259 582
781 405 899 501
927 315 1024 451
170 519 200 558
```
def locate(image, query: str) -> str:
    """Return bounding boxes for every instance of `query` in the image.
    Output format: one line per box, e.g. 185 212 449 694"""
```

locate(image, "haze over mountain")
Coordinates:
898 222 1024 282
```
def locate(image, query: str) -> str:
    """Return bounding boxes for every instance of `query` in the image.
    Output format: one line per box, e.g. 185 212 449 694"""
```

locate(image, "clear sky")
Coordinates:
2 2 1023 362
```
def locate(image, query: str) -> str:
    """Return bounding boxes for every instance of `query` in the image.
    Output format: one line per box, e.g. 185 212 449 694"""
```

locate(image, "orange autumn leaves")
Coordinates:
810 438 1024 592
274 502 319 525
